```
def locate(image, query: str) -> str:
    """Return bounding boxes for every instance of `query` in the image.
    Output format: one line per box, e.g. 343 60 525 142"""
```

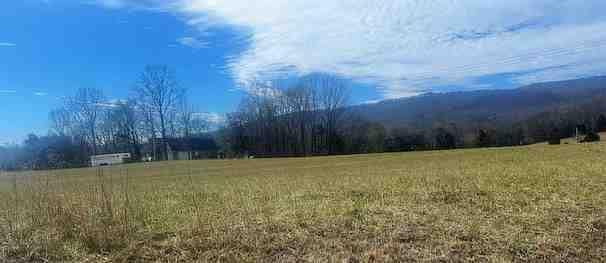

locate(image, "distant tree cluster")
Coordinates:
2 65 210 170
221 75 355 157
3 69 606 171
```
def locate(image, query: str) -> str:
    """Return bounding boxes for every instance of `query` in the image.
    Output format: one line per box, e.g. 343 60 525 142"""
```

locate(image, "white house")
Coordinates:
90 153 131 167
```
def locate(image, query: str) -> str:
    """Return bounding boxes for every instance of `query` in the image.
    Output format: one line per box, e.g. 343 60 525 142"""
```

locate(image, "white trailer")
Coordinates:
90 153 131 167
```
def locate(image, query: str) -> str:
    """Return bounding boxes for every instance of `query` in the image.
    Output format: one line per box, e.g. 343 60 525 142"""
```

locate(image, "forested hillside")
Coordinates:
222 76 606 156
355 76 606 130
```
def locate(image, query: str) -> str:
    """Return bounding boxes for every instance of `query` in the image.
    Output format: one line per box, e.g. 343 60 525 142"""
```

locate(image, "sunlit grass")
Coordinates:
1 142 606 262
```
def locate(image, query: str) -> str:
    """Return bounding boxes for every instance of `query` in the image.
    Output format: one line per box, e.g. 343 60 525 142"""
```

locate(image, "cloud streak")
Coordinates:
93 0 127 9
177 37 208 49
0 42 16 47
97 0 606 98
193 112 226 124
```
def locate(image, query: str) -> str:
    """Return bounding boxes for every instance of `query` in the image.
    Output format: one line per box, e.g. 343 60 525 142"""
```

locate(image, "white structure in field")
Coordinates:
90 153 131 167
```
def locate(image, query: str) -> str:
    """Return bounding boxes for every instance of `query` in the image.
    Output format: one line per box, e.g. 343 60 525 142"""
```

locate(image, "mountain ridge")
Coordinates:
354 76 606 130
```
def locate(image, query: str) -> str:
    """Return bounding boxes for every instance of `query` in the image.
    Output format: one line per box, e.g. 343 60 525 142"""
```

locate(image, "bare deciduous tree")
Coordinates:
177 100 209 138
66 87 105 155
224 75 351 157
49 107 73 136
112 100 142 159
133 65 185 159
317 76 350 154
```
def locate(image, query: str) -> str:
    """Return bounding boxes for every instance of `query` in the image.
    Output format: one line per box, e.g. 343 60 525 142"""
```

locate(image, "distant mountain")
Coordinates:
354 76 606 130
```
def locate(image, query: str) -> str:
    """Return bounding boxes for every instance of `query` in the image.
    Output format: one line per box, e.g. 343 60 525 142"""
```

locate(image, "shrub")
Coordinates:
581 132 601 143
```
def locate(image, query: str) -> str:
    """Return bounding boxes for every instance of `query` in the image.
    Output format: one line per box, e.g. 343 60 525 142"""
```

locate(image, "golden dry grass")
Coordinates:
1 142 606 262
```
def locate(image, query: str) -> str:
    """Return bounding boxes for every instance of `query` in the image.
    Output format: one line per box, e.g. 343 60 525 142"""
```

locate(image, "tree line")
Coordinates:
1 65 209 170
2 67 606 171
220 80 606 157
219 75 352 157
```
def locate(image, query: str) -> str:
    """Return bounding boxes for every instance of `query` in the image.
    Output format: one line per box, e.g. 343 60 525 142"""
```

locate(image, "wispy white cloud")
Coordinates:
91 0 176 11
362 99 382 105
193 112 226 126
95 0 606 98
93 0 127 9
34 92 48 96
0 42 16 47
0 89 17 94
94 99 127 108
176 37 208 49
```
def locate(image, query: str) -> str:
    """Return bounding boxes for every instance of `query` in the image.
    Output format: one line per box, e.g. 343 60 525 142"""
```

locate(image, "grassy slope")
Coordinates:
1 142 606 262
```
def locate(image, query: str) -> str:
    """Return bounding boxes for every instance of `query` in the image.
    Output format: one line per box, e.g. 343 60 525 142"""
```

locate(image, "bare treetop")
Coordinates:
135 65 184 113
133 65 187 159
66 87 106 155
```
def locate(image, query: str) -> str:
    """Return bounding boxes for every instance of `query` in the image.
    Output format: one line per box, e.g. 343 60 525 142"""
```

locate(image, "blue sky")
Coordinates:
2 0 606 144
0 1 248 144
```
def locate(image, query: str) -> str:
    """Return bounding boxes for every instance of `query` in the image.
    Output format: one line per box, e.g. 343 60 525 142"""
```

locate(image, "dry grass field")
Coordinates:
1 141 606 262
